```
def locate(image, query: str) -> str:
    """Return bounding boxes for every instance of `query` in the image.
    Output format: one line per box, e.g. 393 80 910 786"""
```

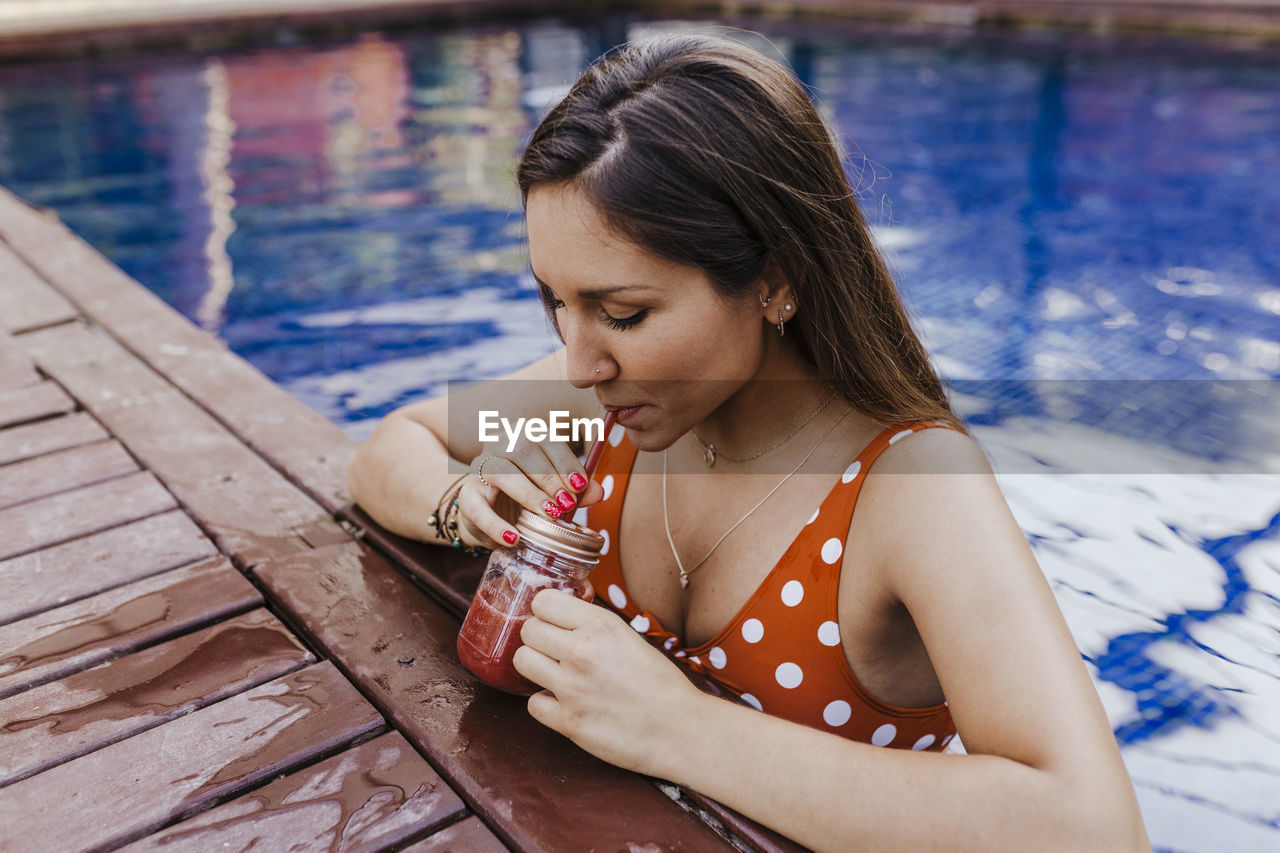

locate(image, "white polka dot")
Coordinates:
841 460 861 484
775 662 803 689
630 614 650 633
741 618 764 644
674 650 686 658
689 656 701 666
871 724 897 746
599 529 610 555
608 424 625 446
805 507 820 525
941 733 955 748
912 734 936 751
817 621 841 646
740 693 763 711
820 537 843 564
663 636 677 650
823 700 852 727
571 508 589 525
888 429 914 445
607 584 627 609
600 474 614 501
780 580 804 607
708 647 727 669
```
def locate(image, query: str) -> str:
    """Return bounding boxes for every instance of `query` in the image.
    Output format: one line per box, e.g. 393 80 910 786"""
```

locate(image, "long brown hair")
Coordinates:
516 33 966 434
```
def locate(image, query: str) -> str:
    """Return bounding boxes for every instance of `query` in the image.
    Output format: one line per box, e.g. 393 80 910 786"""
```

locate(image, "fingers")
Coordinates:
511 643 559 689
452 489 508 549
526 689 562 730
507 442 581 518
520 613 577 662
541 440 591 500
475 450 574 520
472 453 565 521
530 587 598 629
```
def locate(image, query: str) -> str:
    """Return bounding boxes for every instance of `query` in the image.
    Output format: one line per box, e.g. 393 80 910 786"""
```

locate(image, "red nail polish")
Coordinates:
556 490 576 511
502 529 518 545
569 472 586 491
543 500 563 519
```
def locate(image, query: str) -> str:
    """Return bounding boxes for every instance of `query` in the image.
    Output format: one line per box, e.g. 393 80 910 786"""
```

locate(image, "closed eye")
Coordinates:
539 282 648 331
539 282 565 312
602 309 648 331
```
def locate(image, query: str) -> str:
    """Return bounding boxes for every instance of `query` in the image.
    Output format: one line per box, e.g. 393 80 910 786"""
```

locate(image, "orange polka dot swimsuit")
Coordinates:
577 421 958 752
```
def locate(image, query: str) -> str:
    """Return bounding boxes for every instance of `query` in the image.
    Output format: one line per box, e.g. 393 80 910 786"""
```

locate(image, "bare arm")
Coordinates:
517 429 1150 851
346 347 602 543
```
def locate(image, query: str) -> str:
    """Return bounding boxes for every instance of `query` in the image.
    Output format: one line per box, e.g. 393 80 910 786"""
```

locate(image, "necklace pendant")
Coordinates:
704 444 716 467
679 573 690 590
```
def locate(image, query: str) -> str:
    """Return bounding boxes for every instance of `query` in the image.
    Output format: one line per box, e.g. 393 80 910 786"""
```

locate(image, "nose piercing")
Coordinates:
595 368 601 374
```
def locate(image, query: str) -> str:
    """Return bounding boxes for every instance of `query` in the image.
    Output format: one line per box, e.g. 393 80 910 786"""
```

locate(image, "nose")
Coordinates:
563 320 617 389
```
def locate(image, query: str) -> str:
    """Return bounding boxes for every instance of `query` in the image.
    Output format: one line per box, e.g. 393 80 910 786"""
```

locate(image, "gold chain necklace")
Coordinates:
692 391 835 467
663 408 850 589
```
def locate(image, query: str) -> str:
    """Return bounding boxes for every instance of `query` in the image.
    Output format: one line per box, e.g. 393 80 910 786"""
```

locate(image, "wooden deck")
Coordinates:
0 186 805 852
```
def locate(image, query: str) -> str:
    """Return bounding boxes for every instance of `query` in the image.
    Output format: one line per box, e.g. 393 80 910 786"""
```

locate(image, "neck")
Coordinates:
693 343 832 460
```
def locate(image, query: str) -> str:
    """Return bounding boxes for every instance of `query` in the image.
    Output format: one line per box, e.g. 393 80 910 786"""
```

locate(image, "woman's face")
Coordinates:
525 182 765 451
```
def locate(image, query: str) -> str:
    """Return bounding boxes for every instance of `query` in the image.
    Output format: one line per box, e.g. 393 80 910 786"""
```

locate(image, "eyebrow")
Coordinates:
530 269 654 301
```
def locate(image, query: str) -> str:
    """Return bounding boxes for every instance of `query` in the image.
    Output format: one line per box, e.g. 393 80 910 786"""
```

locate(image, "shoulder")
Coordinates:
871 424 992 478
854 424 1018 592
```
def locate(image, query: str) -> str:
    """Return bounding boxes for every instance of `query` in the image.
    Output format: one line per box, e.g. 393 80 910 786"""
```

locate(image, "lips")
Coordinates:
612 405 643 425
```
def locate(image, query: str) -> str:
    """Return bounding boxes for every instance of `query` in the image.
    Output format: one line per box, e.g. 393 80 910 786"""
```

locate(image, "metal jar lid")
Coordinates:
514 507 605 561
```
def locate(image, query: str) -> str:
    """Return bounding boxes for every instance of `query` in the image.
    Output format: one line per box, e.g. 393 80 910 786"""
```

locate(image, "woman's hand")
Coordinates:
455 437 605 550
513 589 704 777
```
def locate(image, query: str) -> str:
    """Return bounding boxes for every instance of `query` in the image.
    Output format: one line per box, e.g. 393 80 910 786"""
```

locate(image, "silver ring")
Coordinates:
475 455 498 488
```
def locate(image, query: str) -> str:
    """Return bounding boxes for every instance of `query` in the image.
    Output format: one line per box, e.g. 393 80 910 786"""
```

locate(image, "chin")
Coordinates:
621 422 684 454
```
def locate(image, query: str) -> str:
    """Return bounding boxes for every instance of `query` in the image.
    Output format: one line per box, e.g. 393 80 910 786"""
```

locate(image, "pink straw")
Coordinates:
582 410 617 479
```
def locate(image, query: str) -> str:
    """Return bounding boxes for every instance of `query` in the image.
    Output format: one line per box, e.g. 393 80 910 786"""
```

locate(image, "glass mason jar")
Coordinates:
457 507 604 695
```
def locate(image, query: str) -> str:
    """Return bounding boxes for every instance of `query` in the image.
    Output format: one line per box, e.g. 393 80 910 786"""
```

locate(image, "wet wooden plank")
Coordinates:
0 608 313 786
120 731 465 853
254 542 731 853
0 555 259 700
0 662 385 853
0 411 107 466
0 470 176 561
340 506 480 618
400 816 508 853
0 509 216 626
0 190 351 510
0 337 40 393
0 241 77 334
0 380 74 428
17 322 350 568
0 439 138 511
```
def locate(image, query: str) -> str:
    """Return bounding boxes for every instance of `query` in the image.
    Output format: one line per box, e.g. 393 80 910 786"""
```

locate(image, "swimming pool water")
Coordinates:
1 14 1277 851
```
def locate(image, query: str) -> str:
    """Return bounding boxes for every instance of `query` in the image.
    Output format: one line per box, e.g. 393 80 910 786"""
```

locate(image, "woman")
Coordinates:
348 33 1149 851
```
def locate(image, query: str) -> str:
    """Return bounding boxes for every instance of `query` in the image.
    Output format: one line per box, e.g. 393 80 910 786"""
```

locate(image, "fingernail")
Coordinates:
568 472 586 491
556 490 576 511
542 500 563 519
502 529 518 545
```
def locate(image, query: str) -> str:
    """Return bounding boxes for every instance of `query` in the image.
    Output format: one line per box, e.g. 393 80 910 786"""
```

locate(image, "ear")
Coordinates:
758 257 796 321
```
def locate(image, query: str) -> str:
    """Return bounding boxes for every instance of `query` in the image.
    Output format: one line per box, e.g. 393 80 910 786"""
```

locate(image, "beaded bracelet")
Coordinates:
428 473 488 557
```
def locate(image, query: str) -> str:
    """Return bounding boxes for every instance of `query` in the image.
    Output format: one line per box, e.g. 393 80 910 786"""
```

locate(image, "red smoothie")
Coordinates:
457 585 538 695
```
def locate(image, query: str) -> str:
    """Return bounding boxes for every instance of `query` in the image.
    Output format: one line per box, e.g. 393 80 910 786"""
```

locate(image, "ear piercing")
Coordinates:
764 296 794 336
